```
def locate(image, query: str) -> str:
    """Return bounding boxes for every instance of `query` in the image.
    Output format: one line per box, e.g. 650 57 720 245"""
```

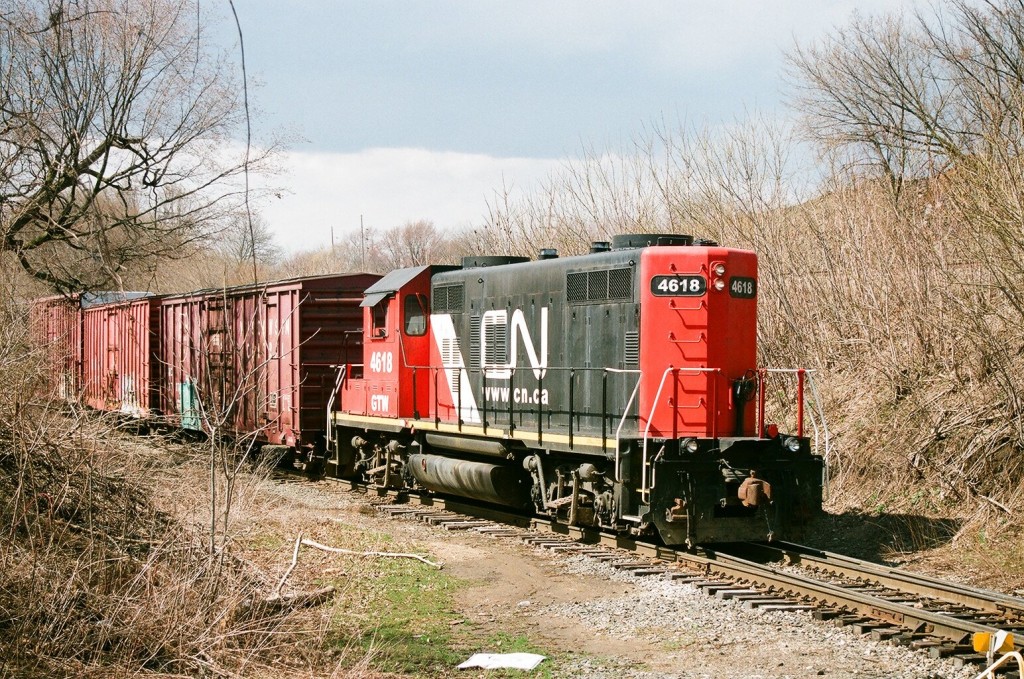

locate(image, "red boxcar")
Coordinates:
160 273 378 448
30 294 82 400
82 294 162 417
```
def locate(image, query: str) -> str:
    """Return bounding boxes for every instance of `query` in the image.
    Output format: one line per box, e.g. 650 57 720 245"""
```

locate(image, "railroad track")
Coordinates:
327 480 1023 675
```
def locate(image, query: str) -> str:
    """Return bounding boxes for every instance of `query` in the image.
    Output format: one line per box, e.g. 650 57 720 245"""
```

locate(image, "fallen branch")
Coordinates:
259 534 442 613
272 534 303 598
980 494 1011 514
301 537 443 569
256 533 338 611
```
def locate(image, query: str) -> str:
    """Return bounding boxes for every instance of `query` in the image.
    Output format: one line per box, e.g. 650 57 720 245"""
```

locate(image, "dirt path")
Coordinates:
425 533 664 665
242 477 972 678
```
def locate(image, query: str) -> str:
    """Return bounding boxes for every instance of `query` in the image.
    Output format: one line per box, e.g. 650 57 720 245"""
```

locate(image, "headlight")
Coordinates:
683 438 699 453
713 278 726 291
713 262 726 276
784 437 802 452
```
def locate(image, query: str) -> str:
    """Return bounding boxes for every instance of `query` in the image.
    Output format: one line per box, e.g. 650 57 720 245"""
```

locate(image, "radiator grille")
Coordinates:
624 331 640 367
567 267 634 304
433 284 465 313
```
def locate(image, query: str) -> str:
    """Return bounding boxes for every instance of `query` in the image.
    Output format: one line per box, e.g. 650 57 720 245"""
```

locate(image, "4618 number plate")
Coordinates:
729 277 756 298
650 275 706 296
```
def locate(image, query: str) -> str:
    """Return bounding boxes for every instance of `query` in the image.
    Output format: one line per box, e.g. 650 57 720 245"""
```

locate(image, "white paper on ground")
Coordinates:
457 652 546 670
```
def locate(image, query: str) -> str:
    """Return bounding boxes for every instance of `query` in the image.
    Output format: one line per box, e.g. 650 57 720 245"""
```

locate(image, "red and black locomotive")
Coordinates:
331 234 823 546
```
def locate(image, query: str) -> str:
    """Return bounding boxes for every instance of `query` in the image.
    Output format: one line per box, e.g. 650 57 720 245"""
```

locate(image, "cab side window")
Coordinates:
404 294 427 336
371 299 389 338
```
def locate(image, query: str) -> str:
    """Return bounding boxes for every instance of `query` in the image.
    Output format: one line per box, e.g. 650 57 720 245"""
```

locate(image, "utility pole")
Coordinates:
360 214 365 271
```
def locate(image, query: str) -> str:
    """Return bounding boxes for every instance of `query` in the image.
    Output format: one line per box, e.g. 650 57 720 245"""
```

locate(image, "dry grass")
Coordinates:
0 300 384 678
0 421 301 677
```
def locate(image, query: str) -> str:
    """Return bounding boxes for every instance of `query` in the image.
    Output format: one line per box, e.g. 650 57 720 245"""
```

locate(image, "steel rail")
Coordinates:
744 541 1024 623
663 545 1018 648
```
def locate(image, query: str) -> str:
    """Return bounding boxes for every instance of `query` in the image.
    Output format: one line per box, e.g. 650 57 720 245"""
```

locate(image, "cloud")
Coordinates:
257 148 561 252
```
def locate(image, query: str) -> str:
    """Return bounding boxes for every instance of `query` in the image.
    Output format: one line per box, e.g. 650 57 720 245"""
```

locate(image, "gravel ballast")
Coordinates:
539 554 980 679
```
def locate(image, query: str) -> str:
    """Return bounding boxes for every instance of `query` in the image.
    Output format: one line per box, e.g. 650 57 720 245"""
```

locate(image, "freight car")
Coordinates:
329 234 824 546
158 273 378 450
30 294 83 400
82 293 162 417
32 292 153 404
32 274 379 456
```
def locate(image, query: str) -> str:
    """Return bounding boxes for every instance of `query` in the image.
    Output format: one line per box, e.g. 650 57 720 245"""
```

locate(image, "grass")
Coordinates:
329 554 466 674
321 531 571 677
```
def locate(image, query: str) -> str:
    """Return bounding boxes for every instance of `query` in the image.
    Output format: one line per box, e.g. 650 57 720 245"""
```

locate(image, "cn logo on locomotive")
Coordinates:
480 307 548 380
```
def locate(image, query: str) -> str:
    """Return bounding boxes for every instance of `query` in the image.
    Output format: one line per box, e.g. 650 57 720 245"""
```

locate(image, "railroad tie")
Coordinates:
440 521 494 530
832 615 873 628
377 506 420 516
869 628 903 642
684 581 736 594
713 588 762 600
521 536 560 545
851 621 890 635
665 574 710 582
951 653 1000 669
744 601 815 612
475 526 519 536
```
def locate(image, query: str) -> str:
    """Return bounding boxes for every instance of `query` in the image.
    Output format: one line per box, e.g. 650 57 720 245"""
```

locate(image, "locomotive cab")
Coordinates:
338 266 443 421
335 266 456 481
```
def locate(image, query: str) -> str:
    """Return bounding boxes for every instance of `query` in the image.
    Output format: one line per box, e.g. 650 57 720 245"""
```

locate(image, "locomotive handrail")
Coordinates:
641 366 721 504
610 369 643 483
805 371 833 496
325 363 347 448
758 367 812 435
758 368 808 436
403 363 641 453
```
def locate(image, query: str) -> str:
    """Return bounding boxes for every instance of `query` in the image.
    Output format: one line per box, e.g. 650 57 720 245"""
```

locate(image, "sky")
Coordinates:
218 1 918 252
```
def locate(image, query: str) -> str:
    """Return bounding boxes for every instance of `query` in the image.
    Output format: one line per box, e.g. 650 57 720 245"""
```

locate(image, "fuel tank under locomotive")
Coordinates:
406 452 532 509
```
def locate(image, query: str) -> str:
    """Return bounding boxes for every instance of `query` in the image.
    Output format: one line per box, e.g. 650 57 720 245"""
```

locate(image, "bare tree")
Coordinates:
0 0 259 292
786 1 1024 193
370 219 441 268
216 211 280 269
786 11 957 197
